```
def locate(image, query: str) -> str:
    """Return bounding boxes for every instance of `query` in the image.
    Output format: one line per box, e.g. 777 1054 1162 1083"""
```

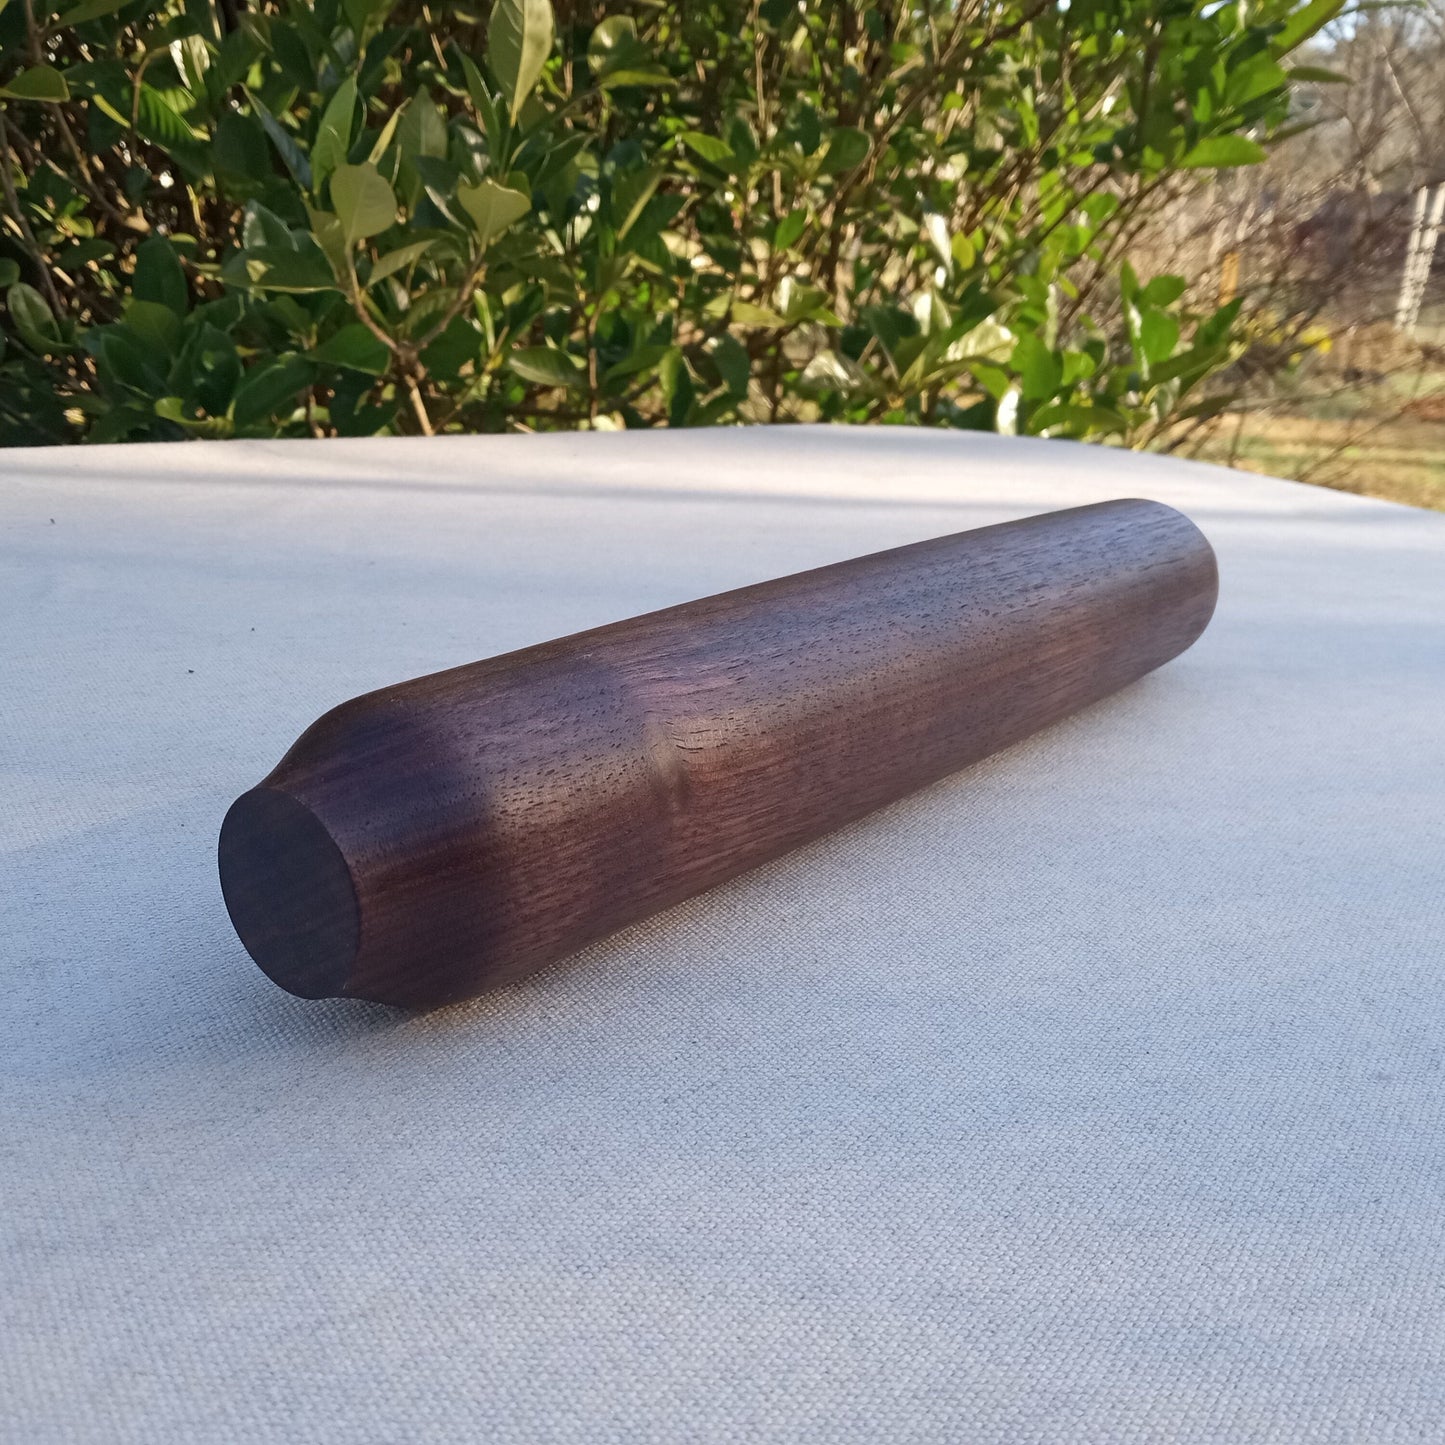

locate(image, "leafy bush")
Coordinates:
0 0 1341 446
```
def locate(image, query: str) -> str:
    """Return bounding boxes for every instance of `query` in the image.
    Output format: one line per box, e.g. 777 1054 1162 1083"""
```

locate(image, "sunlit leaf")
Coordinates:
1140 274 1187 308
54 0 131 25
312 76 359 188
368 239 437 284
1179 135 1266 168
677 131 733 167
1271 0 1345 54
488 0 554 123
773 210 807 250
1 65 70 102
331 163 397 244
1139 310 1181 367
1011 333 1062 401
456 179 531 251
508 344 585 388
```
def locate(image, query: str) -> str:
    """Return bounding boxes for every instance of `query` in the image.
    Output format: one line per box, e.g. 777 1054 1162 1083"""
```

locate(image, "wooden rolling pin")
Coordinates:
219 498 1217 1008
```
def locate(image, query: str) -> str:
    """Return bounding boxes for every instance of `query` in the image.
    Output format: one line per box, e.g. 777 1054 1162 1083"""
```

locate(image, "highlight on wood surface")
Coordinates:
219 499 1218 1009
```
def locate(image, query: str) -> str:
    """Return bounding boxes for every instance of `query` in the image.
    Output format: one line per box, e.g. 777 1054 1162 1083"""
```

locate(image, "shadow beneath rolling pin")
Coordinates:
2 795 408 1089
8 665 1203 1094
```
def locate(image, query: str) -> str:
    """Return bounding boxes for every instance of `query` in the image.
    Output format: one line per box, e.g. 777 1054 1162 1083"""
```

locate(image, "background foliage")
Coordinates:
0 0 1341 446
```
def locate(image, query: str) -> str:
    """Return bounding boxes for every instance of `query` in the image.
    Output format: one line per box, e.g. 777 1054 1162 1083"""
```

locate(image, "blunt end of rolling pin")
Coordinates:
219 787 360 1000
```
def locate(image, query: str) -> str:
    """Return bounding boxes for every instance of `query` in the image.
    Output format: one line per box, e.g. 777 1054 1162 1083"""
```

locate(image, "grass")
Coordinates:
1194 415 1445 512
1188 363 1445 513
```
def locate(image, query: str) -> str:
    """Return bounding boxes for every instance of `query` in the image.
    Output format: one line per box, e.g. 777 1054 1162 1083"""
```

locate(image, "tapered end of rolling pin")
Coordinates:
219 788 360 999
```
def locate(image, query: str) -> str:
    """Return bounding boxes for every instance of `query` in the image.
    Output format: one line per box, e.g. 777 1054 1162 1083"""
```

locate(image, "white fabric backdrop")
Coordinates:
3 427 1443 1444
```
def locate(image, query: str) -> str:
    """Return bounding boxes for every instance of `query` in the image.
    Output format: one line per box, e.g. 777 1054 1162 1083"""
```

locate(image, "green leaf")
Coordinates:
87 323 167 392
343 0 393 41
586 18 672 91
210 26 264 95
214 111 272 182
912 288 951 337
817 127 869 175
598 66 673 90
242 202 297 251
225 246 340 292
602 343 670 386
777 276 835 325
1272 0 1345 54
1287 65 1350 84
727 299 788 328
1179 135 1267 168
391 288 454 342
133 236 188 316
393 88 449 209
53 0 130 24
460 53 507 147
1140 274 1187 308
456 178 531 251
1197 297 1243 348
1225 54 1289 107
1011 333 1063 401
305 207 351 281
723 115 757 164
799 349 874 398
677 131 733 167
154 396 223 433
612 165 663 240
0 65 70 102
136 85 203 152
587 14 635 51
708 333 750 397
0 259 19 288
421 316 482 380
954 316 1015 365
658 346 695 426
368 239 436 284
175 33 210 95
488 0 554 123
232 356 313 427
508 345 584 388
923 213 952 271
7 282 61 353
368 110 404 167
397 86 448 162
312 76 359 188
773 210 807 250
122 299 181 354
331 163 397 244
1028 401 1128 437
314 323 390 374
1138 310 1181 366
250 95 313 188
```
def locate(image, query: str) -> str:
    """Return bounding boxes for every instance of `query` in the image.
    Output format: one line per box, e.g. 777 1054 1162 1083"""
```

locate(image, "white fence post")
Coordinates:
1396 184 1445 335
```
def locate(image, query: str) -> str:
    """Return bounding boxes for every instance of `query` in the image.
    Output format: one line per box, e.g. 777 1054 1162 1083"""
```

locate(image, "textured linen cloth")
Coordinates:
3 427 1443 1445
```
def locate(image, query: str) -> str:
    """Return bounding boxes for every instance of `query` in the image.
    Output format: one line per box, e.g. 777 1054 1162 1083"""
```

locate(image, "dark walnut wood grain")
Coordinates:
219 498 1218 1008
